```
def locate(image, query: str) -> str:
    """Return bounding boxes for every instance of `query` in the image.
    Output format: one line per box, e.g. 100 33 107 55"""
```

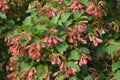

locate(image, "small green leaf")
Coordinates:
19 61 30 70
81 0 91 6
80 16 88 19
21 36 30 46
40 17 50 23
65 19 73 26
30 25 48 35
65 61 80 71
112 61 120 72
56 42 69 55
37 17 51 24
26 8 36 13
17 73 24 78
81 47 90 54
51 16 60 24
50 1 59 7
59 13 71 23
84 75 93 80
68 49 80 60
106 42 120 55
23 17 32 25
26 8 37 16
55 74 66 80
0 12 7 19
7 20 15 26
115 70 120 80
37 65 48 80
17 25 31 31
69 76 77 80
64 0 71 6
73 11 84 20
13 56 21 61
57 29 66 39
96 45 106 56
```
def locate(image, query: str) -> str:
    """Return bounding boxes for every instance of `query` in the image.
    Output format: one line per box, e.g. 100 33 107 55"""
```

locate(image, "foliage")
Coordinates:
0 0 120 80
0 5 16 79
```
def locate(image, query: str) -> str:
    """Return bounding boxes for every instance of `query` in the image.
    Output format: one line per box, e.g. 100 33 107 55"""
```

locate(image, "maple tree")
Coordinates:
0 0 120 80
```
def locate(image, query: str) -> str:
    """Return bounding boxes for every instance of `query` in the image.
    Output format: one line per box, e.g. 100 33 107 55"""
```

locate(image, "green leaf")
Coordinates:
7 20 15 26
98 74 106 80
65 19 73 26
13 56 21 61
81 47 90 54
50 1 59 7
26 8 36 13
84 75 93 80
38 17 50 24
26 8 37 16
57 28 66 39
58 20 63 26
115 70 120 80
23 17 32 25
68 49 80 60
80 16 88 19
106 42 120 55
96 45 106 56
51 16 60 24
59 13 71 23
73 11 84 20
30 25 48 35
65 61 80 71
112 61 120 72
19 61 30 71
0 12 7 19
37 65 48 80
17 25 31 31
69 76 77 80
56 42 69 55
81 0 91 6
55 74 66 80
21 36 30 46
64 0 71 6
